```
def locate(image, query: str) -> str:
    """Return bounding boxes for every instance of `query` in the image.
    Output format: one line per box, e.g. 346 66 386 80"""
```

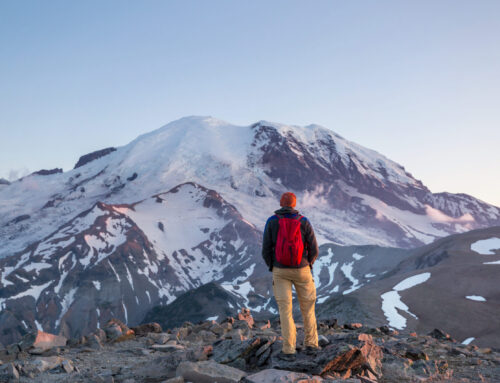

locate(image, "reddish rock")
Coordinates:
320 334 382 379
345 323 363 330
192 345 214 361
357 334 373 342
237 308 254 329
104 323 123 340
259 320 271 330
359 336 383 377
104 318 134 340
18 330 67 351
321 348 366 378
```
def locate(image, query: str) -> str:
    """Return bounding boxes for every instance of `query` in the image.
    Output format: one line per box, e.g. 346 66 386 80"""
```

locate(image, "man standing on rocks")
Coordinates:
262 192 320 361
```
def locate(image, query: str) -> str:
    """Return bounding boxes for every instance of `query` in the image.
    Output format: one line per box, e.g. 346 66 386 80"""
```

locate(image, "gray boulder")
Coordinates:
23 355 64 374
0 363 20 381
242 368 313 382
176 360 246 383
212 337 262 364
147 332 171 344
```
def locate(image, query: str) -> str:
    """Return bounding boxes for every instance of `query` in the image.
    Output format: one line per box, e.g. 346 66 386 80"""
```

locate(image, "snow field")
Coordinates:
380 272 431 330
462 337 475 345
471 237 500 255
465 295 486 302
341 262 363 295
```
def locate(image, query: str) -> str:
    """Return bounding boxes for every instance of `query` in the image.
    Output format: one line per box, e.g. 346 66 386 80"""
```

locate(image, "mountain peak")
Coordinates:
158 115 233 132
1 116 499 261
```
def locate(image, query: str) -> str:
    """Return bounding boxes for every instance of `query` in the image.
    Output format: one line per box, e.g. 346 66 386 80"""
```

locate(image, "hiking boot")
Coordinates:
277 351 296 361
304 345 321 355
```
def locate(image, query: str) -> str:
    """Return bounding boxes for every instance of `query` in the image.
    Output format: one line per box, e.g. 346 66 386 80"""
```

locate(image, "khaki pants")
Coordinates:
272 266 318 354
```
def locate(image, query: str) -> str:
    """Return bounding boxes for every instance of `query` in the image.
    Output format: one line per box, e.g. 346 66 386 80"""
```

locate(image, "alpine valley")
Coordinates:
1 116 499 349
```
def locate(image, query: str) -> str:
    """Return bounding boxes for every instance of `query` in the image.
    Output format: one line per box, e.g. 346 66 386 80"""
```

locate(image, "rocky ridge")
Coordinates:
1 308 498 383
74 148 117 169
0 182 265 346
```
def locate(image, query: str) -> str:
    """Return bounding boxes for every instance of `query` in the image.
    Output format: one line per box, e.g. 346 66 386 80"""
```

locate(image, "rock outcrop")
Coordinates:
74 147 117 169
31 168 63 176
1 308 499 382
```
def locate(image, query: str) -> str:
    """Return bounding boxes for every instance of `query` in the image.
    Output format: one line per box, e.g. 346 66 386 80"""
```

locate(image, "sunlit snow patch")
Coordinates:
466 295 486 302
55 286 78 328
462 337 475 345
470 237 500 255
22 262 52 275
317 296 330 304
352 253 364 260
380 272 431 330
35 320 43 331
365 273 376 278
341 262 363 295
233 263 255 284
392 273 431 291
483 260 500 265
8 280 53 302
221 281 253 306
313 248 337 289
80 217 129 267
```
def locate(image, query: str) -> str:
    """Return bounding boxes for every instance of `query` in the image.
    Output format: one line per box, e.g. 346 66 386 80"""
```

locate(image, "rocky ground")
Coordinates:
1 308 499 383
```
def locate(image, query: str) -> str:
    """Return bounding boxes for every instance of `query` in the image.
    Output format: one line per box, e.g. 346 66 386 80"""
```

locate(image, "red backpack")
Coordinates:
275 214 304 266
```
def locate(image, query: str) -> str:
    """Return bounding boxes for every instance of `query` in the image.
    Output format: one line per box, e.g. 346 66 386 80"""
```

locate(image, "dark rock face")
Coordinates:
144 282 241 329
250 123 428 214
31 168 63 176
73 147 116 169
6 214 31 225
126 172 138 181
248 122 500 247
0 178 10 185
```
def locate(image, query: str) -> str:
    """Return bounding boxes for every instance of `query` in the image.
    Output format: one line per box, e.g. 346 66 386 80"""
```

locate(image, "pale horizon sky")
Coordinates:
1 1 499 206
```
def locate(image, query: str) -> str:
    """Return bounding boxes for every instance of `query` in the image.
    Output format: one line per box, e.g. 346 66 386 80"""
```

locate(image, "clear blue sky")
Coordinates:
1 1 499 206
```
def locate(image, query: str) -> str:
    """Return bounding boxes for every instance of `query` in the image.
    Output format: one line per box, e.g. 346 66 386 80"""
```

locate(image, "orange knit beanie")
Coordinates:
280 192 297 208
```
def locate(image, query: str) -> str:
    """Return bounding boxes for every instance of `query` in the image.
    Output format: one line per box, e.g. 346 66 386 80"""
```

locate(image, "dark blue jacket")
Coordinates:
262 206 319 271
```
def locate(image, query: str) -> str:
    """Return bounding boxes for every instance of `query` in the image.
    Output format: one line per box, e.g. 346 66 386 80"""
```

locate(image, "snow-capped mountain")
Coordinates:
1 116 499 260
0 183 266 344
1 116 499 344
